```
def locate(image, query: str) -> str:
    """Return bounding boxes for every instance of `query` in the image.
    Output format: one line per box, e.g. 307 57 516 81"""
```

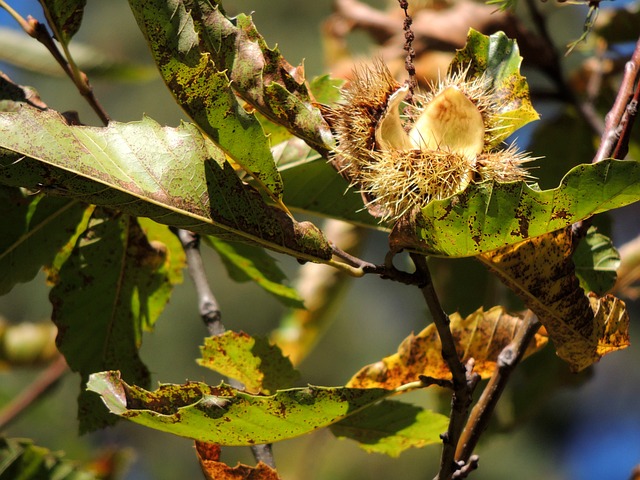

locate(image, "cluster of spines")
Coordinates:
330 62 534 223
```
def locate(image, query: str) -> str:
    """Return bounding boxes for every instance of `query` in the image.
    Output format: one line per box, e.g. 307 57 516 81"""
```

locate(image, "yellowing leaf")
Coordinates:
347 306 547 389
589 293 630 357
197 331 299 394
479 228 630 371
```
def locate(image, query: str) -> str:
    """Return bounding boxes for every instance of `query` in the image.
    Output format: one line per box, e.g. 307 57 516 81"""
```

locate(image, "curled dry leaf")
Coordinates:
347 306 547 389
587 293 630 357
196 441 281 480
480 228 630 371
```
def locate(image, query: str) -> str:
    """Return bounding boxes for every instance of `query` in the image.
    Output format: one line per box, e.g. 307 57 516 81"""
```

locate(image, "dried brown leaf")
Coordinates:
196 441 281 480
479 228 630 371
347 306 547 389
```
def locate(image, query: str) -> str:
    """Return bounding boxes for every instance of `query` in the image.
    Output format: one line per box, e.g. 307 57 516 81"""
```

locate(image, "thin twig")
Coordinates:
455 311 541 463
174 229 223 336
0 1 110 125
397 0 417 97
410 254 480 480
452 455 479 480
0 354 68 430
330 243 376 271
173 228 275 468
594 35 640 163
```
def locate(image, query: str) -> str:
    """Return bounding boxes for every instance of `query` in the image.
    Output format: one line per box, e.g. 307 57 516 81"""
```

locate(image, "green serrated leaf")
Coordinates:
0 186 88 294
204 236 304 309
40 0 86 45
393 160 640 257
574 227 620 295
450 29 539 146
0 437 98 480
128 0 283 201
0 107 332 263
256 75 343 147
330 400 449 457
87 371 392 445
197 331 300 394
50 210 173 432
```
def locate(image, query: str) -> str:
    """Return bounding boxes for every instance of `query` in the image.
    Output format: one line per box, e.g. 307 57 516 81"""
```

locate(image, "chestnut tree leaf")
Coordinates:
51 210 176 432
40 0 86 45
347 306 547 389
479 228 630 371
128 0 283 201
196 441 282 480
197 331 300 394
87 371 393 445
0 437 100 480
0 107 332 263
330 400 449 457
204 236 304 309
450 29 539 147
573 227 620 295
393 160 640 257
0 186 88 294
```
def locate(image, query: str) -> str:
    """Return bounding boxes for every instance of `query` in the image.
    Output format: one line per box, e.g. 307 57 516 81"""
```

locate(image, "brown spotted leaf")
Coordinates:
197 331 300 395
196 442 281 480
586 293 630 358
479 228 630 371
87 371 393 445
347 306 547 389
0 108 332 263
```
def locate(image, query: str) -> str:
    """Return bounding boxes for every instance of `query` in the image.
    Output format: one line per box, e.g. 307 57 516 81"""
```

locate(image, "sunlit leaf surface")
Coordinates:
348 306 547 388
197 331 300 394
87 371 392 445
392 160 640 257
0 107 332 263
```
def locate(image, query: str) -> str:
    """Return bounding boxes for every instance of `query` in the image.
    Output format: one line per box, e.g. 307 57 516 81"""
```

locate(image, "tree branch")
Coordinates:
174 229 223 336
455 311 540 463
0 1 110 125
410 253 480 480
0 354 68 430
173 228 275 468
594 35 640 163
